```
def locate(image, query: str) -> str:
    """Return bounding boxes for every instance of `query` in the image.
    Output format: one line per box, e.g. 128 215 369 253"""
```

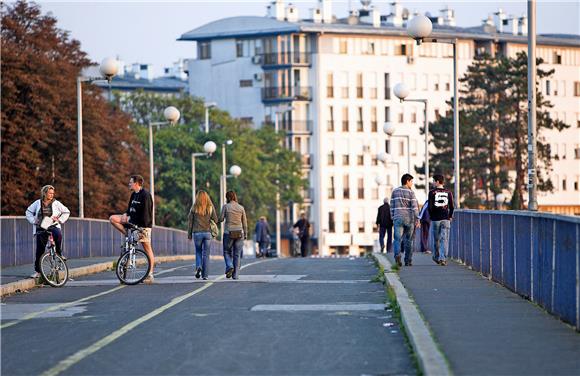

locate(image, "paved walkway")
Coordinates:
388 252 580 375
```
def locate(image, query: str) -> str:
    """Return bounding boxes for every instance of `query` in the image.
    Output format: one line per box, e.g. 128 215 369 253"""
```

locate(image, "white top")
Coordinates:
25 199 70 235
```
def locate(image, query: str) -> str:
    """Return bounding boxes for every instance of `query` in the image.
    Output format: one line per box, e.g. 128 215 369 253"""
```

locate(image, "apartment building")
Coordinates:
179 0 580 255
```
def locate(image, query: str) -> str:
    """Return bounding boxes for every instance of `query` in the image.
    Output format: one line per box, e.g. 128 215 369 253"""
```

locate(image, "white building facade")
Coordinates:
180 1 580 255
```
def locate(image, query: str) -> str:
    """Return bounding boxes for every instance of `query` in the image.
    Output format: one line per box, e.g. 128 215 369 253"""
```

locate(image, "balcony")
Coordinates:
281 120 312 135
262 86 312 103
261 52 311 68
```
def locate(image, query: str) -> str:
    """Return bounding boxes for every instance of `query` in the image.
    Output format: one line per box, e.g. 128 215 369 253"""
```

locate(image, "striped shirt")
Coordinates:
390 186 419 222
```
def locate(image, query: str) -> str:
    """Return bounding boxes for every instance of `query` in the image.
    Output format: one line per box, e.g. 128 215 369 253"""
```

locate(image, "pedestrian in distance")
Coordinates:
254 216 271 258
375 198 393 253
428 174 455 266
109 175 155 283
25 185 71 279
293 212 311 257
219 190 248 280
187 190 218 280
419 200 432 254
390 174 420 267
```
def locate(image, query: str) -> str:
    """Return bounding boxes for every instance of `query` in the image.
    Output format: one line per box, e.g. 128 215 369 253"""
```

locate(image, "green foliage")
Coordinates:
427 52 569 209
117 91 307 230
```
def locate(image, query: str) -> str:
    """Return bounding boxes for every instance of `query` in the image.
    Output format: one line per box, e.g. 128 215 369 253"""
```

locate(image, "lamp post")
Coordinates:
274 105 294 257
220 140 234 222
204 102 217 134
377 152 401 186
527 0 538 211
219 162 242 234
408 14 460 207
77 57 119 218
148 106 181 226
383 122 411 174
191 141 217 204
393 83 430 197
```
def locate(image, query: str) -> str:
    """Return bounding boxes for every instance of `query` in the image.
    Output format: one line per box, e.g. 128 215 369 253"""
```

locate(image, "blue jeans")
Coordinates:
194 232 212 278
223 233 243 278
430 220 451 262
393 218 415 263
379 226 393 253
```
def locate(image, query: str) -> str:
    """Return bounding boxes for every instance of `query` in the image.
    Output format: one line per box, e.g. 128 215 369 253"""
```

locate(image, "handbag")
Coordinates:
210 207 219 239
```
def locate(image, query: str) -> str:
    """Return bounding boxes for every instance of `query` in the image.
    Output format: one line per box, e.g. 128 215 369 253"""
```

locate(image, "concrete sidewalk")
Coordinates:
388 252 580 375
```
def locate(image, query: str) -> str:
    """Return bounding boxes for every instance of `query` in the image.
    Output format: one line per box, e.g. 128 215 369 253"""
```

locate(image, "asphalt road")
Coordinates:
1 257 416 376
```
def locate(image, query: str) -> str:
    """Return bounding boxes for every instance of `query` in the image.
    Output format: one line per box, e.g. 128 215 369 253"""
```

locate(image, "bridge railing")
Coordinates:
0 217 222 268
449 210 580 331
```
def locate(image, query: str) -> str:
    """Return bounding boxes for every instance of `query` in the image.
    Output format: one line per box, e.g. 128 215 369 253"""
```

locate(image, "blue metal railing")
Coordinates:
449 210 580 331
0 217 222 268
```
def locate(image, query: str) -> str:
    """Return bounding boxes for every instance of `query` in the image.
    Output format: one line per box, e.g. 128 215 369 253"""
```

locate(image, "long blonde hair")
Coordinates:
193 190 213 216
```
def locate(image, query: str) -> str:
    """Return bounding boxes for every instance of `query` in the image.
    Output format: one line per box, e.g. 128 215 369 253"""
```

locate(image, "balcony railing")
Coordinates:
261 52 311 67
281 120 312 134
262 86 312 102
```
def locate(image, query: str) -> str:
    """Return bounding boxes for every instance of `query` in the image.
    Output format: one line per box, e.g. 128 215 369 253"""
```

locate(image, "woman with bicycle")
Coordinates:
25 185 70 279
187 190 218 280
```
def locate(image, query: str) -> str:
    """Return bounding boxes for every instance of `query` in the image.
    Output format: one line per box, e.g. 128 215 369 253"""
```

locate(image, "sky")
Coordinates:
33 0 580 77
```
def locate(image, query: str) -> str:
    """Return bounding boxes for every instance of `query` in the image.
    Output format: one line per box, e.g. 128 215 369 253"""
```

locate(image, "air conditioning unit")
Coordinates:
407 56 415 64
251 55 263 64
253 73 263 81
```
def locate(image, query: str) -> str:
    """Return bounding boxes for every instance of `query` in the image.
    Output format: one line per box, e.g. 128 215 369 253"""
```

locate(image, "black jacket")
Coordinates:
428 187 455 221
376 203 393 228
126 188 153 228
293 219 310 240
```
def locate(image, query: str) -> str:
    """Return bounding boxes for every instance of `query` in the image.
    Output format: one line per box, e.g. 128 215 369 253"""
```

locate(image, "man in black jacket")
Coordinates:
376 198 393 253
109 174 155 281
428 174 455 266
293 212 311 257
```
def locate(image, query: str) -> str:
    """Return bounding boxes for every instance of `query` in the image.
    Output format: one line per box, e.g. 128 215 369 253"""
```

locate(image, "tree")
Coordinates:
1 1 149 218
427 52 568 209
117 90 307 230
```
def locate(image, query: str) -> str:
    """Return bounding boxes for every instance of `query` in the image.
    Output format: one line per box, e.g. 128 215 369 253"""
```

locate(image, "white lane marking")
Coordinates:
66 276 368 286
40 259 269 376
250 304 386 312
0 286 125 329
1 304 88 319
0 265 186 328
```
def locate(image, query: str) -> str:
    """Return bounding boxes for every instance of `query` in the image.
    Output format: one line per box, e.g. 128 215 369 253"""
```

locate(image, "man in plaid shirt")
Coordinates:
390 174 420 267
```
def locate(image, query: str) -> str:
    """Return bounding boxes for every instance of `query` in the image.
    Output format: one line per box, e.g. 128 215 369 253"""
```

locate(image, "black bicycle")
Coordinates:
37 228 69 287
115 223 151 285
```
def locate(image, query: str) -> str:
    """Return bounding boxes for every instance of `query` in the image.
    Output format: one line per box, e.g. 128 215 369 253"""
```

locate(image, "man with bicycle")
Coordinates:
109 175 155 283
25 185 70 279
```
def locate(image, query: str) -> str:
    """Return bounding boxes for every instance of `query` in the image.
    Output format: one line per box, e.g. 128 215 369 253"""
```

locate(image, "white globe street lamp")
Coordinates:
230 165 242 177
191 140 218 204
383 122 395 136
393 83 410 101
375 175 386 186
407 14 433 44
163 106 180 124
77 57 120 218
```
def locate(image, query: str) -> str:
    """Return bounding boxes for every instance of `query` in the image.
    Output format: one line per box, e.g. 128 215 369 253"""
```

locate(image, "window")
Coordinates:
384 73 391 99
340 71 349 98
553 51 562 64
553 174 559 191
357 154 364 166
236 40 244 57
356 73 363 98
385 139 391 154
358 219 365 233
198 41 211 60
561 144 567 159
339 39 348 54
372 187 378 200
411 140 417 156
434 74 440 91
421 74 428 91
357 107 364 132
328 151 335 165
328 211 335 233
411 111 417 123
574 177 579 191
343 211 350 232
371 155 378 166
342 154 350 166
574 82 580 97
239 80 253 87
562 177 567 191
398 110 404 123
328 177 335 199
371 107 377 132
399 140 405 156
327 73 334 98
395 44 408 56
574 145 580 159
358 177 364 199
328 106 335 132
342 107 349 132
343 175 350 199
384 106 391 122
546 80 551 95
554 81 559 96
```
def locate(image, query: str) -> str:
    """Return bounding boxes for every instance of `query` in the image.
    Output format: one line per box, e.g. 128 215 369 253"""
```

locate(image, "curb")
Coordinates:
372 252 452 376
1 255 222 297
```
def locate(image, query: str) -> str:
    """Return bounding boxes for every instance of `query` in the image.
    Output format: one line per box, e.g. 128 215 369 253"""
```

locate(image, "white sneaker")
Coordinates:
30 272 39 279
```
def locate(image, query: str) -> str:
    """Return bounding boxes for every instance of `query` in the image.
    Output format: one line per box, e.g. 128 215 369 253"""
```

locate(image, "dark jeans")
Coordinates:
223 233 244 278
35 227 62 273
379 226 393 253
300 237 309 257
420 220 431 253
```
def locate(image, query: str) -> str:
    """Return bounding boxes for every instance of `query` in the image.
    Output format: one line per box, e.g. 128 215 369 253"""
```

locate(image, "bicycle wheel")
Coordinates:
40 252 69 287
116 249 150 285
